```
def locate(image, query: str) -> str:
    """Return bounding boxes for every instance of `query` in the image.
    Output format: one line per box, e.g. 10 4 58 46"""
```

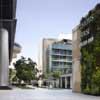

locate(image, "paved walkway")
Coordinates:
0 88 100 100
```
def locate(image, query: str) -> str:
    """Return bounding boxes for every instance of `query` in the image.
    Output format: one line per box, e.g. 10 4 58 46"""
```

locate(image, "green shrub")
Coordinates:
91 85 99 95
84 84 91 94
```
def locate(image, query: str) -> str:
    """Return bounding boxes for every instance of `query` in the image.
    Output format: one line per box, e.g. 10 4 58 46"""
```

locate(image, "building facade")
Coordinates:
72 3 100 95
0 0 17 88
48 39 72 73
38 38 57 73
48 39 72 89
39 38 72 88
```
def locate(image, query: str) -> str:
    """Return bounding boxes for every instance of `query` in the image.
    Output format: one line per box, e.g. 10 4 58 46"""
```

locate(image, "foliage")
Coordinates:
84 84 91 94
80 4 100 95
43 73 49 79
52 71 61 79
9 68 16 83
43 71 61 80
14 56 37 84
17 85 33 89
91 67 100 95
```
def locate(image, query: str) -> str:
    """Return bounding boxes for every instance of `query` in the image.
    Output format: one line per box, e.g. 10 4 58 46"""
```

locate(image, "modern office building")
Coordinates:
0 0 17 88
48 39 72 88
38 38 57 73
48 39 72 72
72 3 100 95
39 38 72 88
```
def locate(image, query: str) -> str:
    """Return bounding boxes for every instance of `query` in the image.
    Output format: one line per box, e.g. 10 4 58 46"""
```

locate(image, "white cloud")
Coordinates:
58 33 72 40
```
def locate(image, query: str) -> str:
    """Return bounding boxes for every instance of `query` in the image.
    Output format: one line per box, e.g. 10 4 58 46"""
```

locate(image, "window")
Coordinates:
66 50 72 55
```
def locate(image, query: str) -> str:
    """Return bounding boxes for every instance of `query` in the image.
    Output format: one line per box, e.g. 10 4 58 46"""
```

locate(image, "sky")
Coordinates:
15 0 100 63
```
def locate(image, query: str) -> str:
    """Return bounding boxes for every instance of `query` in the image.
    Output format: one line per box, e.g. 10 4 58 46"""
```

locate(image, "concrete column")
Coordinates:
72 59 81 92
70 76 72 89
72 26 81 92
60 77 62 88
65 77 67 88
0 28 9 87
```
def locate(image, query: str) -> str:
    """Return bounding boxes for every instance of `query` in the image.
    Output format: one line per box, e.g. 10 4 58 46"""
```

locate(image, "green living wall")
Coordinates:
80 4 100 95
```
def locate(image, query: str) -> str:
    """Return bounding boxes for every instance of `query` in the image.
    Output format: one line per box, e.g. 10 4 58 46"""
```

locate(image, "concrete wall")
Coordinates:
42 39 56 73
72 26 81 92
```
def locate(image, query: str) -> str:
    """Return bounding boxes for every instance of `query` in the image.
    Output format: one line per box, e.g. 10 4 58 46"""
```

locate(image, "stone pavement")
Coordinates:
0 88 100 100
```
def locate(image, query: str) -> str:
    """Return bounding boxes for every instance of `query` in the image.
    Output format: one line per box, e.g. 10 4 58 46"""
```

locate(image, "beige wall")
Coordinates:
41 39 56 73
72 26 81 92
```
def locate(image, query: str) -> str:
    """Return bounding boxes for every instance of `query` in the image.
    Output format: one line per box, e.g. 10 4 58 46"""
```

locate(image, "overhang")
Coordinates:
0 0 17 62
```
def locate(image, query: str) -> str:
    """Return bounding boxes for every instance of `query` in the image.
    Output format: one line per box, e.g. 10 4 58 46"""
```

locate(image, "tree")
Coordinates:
43 71 61 80
52 71 61 80
14 56 37 84
9 68 16 83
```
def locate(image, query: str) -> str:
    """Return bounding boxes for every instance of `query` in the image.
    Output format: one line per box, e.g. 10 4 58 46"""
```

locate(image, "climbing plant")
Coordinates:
80 4 100 95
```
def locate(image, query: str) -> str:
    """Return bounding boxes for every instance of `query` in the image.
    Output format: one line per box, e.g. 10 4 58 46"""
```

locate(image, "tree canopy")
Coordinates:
14 56 37 84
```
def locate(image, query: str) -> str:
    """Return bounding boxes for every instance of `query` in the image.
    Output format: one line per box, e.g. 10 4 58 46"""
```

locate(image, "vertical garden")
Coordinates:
80 4 100 95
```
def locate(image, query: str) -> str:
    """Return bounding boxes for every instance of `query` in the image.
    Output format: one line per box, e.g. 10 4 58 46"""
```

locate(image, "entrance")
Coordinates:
67 77 70 89
62 77 65 88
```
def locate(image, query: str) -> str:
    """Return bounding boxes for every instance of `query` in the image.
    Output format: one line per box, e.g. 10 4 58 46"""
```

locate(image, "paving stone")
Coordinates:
0 88 100 100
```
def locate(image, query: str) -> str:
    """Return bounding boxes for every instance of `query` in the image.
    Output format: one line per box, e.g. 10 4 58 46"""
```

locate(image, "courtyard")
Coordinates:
0 88 100 100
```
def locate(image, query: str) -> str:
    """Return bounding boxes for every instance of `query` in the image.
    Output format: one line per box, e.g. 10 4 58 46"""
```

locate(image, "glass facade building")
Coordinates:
48 39 72 74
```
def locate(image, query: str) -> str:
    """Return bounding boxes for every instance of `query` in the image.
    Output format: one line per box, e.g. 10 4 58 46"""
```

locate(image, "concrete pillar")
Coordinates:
72 26 81 92
60 77 62 88
0 28 9 87
70 76 72 89
65 77 67 88
72 59 81 92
